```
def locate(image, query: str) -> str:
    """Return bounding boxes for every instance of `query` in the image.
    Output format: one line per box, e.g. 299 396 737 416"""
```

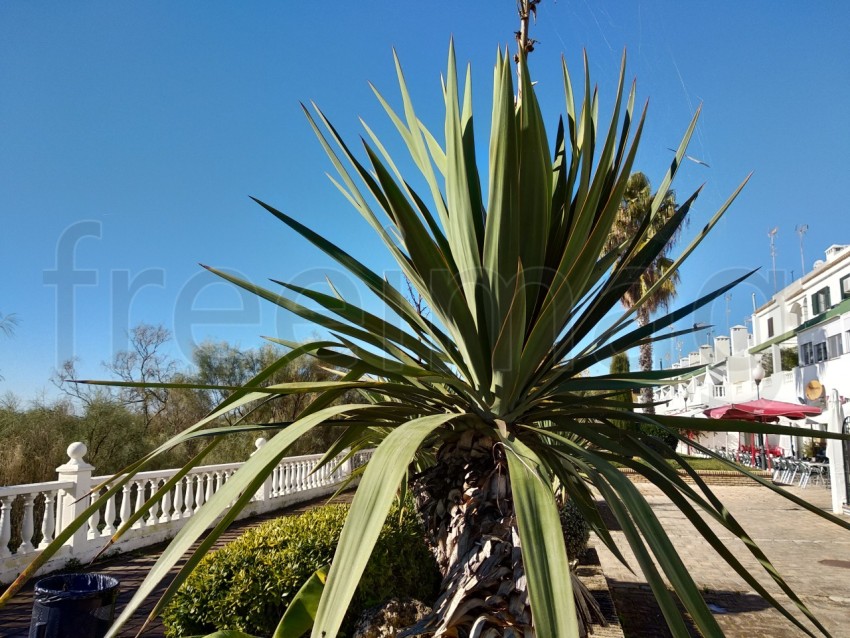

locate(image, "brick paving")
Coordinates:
594 483 850 637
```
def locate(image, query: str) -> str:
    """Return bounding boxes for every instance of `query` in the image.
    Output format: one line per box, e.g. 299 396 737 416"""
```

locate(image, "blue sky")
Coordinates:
2 2 849 401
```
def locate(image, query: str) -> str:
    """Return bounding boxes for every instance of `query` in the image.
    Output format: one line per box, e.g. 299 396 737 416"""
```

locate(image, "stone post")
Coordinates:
56 442 94 553
253 438 272 504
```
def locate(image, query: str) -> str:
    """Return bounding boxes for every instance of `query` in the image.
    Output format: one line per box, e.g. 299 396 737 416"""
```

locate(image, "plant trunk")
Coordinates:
637 306 655 414
402 430 533 638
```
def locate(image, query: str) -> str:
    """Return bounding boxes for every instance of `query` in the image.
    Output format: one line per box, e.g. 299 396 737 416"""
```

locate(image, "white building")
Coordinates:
655 244 850 514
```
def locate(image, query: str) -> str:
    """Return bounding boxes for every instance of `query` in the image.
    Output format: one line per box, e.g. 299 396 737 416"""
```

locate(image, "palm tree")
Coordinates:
7 47 847 638
0 312 17 338
609 351 635 431
604 172 682 414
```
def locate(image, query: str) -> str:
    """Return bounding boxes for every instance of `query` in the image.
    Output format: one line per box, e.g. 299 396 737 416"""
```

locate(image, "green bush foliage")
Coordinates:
559 498 590 561
162 501 440 637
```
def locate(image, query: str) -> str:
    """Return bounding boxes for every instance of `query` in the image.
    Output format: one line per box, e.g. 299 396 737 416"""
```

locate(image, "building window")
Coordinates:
811 287 831 315
841 275 850 300
767 317 774 338
814 342 828 363
800 342 813 365
827 334 844 359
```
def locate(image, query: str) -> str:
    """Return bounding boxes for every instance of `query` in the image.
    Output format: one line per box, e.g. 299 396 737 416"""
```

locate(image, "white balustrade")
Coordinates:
1 440 374 584
0 479 74 561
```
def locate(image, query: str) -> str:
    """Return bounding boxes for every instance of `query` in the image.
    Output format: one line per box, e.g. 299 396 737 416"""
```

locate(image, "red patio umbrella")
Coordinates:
703 399 822 465
704 398 822 422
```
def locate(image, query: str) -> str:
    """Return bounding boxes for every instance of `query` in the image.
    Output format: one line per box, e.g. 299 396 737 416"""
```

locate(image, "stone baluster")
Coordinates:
280 463 289 495
102 491 116 536
172 477 184 521
56 442 94 553
159 482 172 523
194 474 206 513
131 480 146 529
292 462 300 492
87 494 100 540
183 476 195 518
119 483 132 529
271 465 280 497
284 462 293 493
288 462 296 492
0 497 11 558
39 491 57 548
18 495 36 553
204 473 214 504
146 481 160 527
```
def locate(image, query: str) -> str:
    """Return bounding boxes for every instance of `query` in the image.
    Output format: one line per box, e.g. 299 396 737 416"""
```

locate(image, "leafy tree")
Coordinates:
11 44 848 638
104 323 175 430
604 172 683 414
0 396 146 485
191 340 274 423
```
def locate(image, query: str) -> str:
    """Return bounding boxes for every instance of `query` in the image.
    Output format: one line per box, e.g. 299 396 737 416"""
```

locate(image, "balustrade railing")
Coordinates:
0 440 373 584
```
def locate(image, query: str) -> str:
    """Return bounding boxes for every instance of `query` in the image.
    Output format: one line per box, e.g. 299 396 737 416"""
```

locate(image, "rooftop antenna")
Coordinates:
796 224 808 279
768 227 779 292
725 292 732 333
668 324 675 365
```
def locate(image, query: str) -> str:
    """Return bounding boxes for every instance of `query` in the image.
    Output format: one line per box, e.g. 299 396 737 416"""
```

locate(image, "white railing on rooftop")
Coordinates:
0 440 373 584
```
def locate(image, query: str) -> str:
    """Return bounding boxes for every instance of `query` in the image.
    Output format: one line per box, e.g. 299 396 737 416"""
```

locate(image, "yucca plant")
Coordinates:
5 43 850 638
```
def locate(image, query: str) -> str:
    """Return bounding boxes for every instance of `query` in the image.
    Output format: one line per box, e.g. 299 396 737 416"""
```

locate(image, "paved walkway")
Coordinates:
594 483 850 637
0 493 353 637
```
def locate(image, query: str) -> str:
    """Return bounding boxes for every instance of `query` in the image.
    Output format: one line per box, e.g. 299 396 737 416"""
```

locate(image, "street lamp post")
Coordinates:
753 363 766 469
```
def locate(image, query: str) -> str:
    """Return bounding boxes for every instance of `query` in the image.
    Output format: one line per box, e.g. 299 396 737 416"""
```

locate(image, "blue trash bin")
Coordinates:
29 573 119 638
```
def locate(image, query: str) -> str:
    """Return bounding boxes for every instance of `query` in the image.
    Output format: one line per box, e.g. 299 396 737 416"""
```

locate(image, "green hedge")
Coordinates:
162 501 440 637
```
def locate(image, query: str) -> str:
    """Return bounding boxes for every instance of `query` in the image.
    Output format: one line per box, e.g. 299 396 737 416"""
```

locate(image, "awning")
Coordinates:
703 398 822 422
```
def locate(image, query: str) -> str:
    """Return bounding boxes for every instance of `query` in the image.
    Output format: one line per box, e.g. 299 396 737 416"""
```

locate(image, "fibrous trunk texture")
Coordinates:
402 430 533 638
637 306 655 413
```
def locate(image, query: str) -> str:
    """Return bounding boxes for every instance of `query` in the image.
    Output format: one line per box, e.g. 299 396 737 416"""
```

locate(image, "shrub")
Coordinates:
559 498 590 561
162 500 440 637
642 424 680 451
